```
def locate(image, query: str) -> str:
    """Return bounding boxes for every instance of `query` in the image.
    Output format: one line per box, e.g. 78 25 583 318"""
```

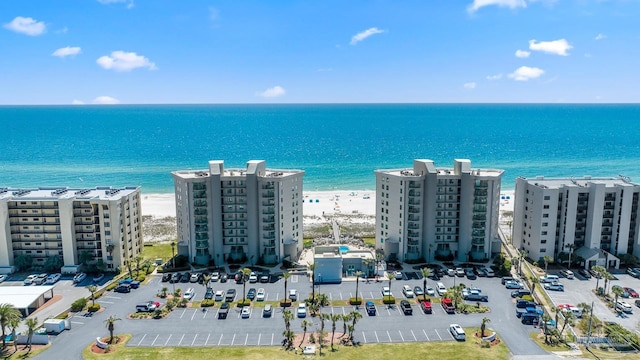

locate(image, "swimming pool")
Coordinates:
339 245 349 254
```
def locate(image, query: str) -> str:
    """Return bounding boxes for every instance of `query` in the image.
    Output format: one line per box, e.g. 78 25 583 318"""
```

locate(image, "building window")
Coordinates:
542 222 548 227
543 214 549 218
540 249 546 253
543 205 549 209
544 196 550 200
541 231 547 235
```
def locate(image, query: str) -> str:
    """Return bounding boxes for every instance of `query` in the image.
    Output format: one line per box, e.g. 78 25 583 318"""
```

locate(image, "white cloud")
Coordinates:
486 73 503 80
258 86 286 98
467 0 526 13
464 82 477 89
97 0 134 7
594 33 606 41
515 49 530 58
52 46 82 58
96 51 157 71
3 16 46 36
350 27 385 45
529 38 572 56
72 99 85 105
508 66 545 81
92 96 120 104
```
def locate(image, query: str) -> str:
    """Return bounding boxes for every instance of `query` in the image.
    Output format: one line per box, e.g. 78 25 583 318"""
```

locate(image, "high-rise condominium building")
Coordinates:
512 176 640 268
374 159 503 263
172 160 304 266
0 186 142 274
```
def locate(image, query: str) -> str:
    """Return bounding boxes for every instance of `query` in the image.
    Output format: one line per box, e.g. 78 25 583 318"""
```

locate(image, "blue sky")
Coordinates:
1 0 639 104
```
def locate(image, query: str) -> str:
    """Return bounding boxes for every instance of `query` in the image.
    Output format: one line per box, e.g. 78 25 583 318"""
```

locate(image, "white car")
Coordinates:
241 306 251 318
190 273 199 283
289 289 297 301
210 272 220 282
402 285 414 298
214 290 224 301
256 288 266 301
183 288 195 300
0 274 6 283
381 287 393 297
24 274 38 285
73 272 87 283
45 273 61 284
297 303 307 318
249 272 258 283
426 286 435 296
449 324 466 340
616 301 633 314
485 268 495 277
436 282 447 296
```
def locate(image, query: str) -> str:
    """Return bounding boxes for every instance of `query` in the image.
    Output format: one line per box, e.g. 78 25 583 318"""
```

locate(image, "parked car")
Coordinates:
183 288 195 300
475 268 487 277
464 268 476 280
455 268 465 277
517 300 537 309
616 301 633 314
297 303 307 318
365 301 376 316
289 289 298 301
539 275 559 283
136 301 160 312
505 280 523 289
225 289 236 302
249 272 258 283
612 285 630 298
114 284 131 293
73 272 87 284
256 288 266 301
218 302 230 319
247 288 256 300
381 287 392 298
485 268 495 277
419 298 433 314
204 288 214 300
635 299 640 308
449 324 466 341
241 306 251 318
589 268 603 278
579 269 592 279
93 273 105 283
262 304 272 317
447 268 456 276
394 271 404 280
402 285 414 298
260 274 270 283
220 273 228 283
560 270 574 279
511 289 531 298
210 272 220 282
501 276 514 285
24 274 38 285
170 273 181 283
180 272 191 283
413 286 424 297
214 290 224 301
33 273 48 285
190 273 199 283
161 273 171 282
45 273 61 284
436 282 447 296
543 282 564 291
627 268 640 278
425 286 435 296
0 274 7 283
623 287 639 298
400 300 413 315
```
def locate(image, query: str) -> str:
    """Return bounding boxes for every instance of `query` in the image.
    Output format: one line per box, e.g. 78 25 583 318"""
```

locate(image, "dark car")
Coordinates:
511 289 531 298
365 301 376 316
161 273 171 282
218 302 230 319
180 272 191 283
501 276 514 285
516 299 536 309
204 288 214 300
170 273 181 283
114 284 131 293
465 268 477 280
247 288 256 300
130 280 140 289
578 269 592 279
220 273 228 283
400 300 413 315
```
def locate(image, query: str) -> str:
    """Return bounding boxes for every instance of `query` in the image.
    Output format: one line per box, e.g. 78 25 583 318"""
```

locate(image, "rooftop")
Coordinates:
0 186 140 201
522 175 639 189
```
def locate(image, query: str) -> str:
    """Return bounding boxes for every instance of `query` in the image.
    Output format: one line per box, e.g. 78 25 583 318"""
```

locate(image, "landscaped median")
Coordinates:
82 329 510 360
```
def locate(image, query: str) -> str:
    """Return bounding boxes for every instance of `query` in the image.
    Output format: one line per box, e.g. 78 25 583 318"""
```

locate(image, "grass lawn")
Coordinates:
362 237 375 247
82 329 509 360
141 243 173 262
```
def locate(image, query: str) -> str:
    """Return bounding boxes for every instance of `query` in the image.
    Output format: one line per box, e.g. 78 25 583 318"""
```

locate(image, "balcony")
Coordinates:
262 183 275 190
409 182 421 188
407 223 419 230
408 215 420 221
262 209 275 214
408 190 421 197
262 200 275 206
262 191 275 198
408 231 420 237
263 241 276 248
263 233 275 240
263 216 275 223
408 207 420 214
263 225 275 231
408 199 421 205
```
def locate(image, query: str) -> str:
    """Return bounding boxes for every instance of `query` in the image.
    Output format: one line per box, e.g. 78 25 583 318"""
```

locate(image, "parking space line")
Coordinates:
399 330 405 342
151 334 159 346
191 309 198 320
178 334 185 345
70 321 84 325
291 275 298 283
411 329 417 341
99 300 114 304
342 307 346 315
103 295 121 299
191 334 198 346
218 334 224 346
435 329 442 340
205 333 211 345
179 308 187 319
375 331 380 342
137 334 147 346
203 309 209 319
271 333 274 345
369 291 374 299
231 333 236 345
244 333 248 346
329 293 333 301
423 329 429 341
362 331 367 343
257 333 261 345
164 334 172 346
386 330 391 342
339 292 343 300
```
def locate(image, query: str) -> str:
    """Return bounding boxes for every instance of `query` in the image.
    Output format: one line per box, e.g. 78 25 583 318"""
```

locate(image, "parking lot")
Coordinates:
543 269 640 335
25 268 554 359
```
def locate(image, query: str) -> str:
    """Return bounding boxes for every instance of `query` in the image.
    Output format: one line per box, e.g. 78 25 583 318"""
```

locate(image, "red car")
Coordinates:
624 287 639 298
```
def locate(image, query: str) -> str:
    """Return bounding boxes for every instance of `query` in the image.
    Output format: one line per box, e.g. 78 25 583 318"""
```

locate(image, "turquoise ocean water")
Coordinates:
1 104 639 193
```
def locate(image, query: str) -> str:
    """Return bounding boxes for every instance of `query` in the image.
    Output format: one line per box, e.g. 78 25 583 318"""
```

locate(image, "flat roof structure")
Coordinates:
0 285 54 316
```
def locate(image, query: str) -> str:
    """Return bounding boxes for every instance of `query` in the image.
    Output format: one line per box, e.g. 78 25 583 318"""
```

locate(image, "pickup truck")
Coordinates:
441 298 455 314
218 303 230 319
463 290 488 302
516 306 543 318
400 300 413 315
419 299 432 314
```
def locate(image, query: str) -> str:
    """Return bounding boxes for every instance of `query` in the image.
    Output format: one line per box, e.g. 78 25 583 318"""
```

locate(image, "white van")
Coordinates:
540 274 559 283
436 282 447 296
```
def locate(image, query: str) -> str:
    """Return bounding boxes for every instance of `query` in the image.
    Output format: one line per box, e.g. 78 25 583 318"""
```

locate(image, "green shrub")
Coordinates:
88 303 101 312
106 282 118 291
520 295 534 302
71 298 87 312
136 275 146 282
382 296 396 305
349 297 362 305
146 266 155 275
201 299 215 307
156 266 164 273
237 299 251 307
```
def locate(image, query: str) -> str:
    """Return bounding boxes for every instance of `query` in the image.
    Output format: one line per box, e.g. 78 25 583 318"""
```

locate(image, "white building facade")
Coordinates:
512 176 640 268
0 186 142 274
375 159 503 263
172 160 304 266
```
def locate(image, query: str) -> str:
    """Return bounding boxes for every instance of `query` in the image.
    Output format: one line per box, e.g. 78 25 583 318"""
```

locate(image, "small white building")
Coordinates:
313 246 375 284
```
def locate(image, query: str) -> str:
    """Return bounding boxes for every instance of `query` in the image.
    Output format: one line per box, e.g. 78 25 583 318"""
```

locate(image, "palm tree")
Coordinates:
341 313 351 338
529 275 540 293
421 267 431 300
9 316 20 352
25 317 39 352
541 313 552 343
354 271 363 303
308 262 317 302
543 255 553 274
386 272 396 302
330 313 341 351
592 265 606 292
349 310 362 341
518 249 528 276
577 302 592 317
299 319 312 347
565 243 577 268
282 271 291 305
104 315 121 344
318 313 329 356
133 255 143 276
282 329 294 349
612 285 624 307
558 310 575 339
282 309 293 333
170 241 176 268
480 317 491 337
603 272 614 295
87 284 97 306
0 303 22 348
317 293 329 307
241 267 252 302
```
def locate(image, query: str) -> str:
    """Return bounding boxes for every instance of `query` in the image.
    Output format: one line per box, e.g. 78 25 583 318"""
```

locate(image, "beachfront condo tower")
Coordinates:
0 186 142 274
512 176 640 269
374 159 503 263
172 160 304 266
